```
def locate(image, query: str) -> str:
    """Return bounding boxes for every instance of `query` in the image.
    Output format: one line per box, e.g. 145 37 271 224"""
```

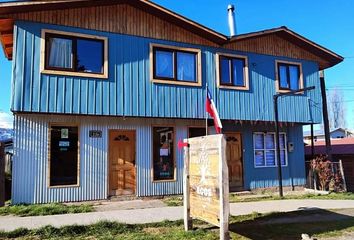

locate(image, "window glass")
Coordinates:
254 133 264 149
265 150 276 166
279 133 286 149
77 39 104 73
279 65 288 88
219 55 246 88
153 127 174 181
155 50 174 79
220 58 231 84
177 52 196 82
50 126 78 186
280 150 286 166
232 58 245 86
265 134 275 149
255 151 265 167
188 127 205 138
289 65 299 90
48 37 73 69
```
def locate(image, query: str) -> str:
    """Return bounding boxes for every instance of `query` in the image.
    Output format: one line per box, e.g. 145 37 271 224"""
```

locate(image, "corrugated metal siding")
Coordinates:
13 114 306 204
12 114 201 204
12 20 322 124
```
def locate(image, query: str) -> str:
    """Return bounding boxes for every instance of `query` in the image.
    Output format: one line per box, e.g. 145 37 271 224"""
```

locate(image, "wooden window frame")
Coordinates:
151 125 177 182
253 132 288 168
216 52 249 90
40 29 108 79
275 60 303 93
150 43 202 87
48 123 80 188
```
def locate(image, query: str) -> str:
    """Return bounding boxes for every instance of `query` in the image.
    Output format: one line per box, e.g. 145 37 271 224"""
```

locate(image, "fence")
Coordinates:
305 159 347 192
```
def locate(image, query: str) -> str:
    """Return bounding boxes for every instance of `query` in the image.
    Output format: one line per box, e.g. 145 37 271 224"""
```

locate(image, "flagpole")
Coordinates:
205 83 208 136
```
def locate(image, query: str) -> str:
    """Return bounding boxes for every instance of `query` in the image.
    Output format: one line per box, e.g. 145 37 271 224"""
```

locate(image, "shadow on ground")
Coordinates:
228 208 354 240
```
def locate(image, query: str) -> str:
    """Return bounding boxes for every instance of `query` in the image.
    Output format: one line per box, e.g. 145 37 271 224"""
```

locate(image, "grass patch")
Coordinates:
163 192 354 206
1 210 354 239
0 203 94 217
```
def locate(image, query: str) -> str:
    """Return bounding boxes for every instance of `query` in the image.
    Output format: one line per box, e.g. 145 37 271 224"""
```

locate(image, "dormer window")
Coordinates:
41 29 108 78
216 53 249 90
276 60 303 92
150 43 202 86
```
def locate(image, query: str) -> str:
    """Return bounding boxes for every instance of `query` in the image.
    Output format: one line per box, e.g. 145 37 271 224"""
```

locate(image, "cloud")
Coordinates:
0 111 13 129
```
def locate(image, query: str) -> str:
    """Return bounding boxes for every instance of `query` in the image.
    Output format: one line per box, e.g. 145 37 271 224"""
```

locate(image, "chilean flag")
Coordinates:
206 88 223 134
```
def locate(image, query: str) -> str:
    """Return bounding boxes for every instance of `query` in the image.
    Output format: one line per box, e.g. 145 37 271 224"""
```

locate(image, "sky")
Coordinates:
0 0 353 129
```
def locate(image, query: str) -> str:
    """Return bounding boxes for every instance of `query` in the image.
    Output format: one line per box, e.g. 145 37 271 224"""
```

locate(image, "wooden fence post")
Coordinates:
339 160 347 192
0 142 5 207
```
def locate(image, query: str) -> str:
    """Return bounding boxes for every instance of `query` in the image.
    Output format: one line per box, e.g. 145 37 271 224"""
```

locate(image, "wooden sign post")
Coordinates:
183 134 229 240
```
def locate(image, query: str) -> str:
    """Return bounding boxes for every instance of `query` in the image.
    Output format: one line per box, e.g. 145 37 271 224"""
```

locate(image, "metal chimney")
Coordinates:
227 4 236 36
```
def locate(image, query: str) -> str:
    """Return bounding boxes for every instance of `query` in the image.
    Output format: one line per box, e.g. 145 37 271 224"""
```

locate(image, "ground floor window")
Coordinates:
49 125 79 186
152 126 175 181
253 132 287 167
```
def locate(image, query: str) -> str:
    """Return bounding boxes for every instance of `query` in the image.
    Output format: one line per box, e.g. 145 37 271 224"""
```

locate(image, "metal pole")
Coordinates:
319 71 332 160
273 95 283 198
310 123 315 159
205 83 208 136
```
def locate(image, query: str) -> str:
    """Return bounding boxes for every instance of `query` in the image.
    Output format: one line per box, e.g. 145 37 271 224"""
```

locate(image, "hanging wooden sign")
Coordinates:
183 134 229 240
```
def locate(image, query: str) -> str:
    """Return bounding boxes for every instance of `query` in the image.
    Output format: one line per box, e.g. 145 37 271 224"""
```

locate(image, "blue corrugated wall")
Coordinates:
12 20 322 124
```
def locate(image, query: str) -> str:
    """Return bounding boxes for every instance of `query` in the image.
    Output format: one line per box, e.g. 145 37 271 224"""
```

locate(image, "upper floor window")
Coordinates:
41 29 108 78
217 53 249 90
276 60 303 92
150 43 202 86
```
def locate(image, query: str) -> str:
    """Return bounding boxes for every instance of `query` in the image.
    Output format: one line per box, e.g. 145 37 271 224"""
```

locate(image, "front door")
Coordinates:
225 133 243 190
109 130 136 196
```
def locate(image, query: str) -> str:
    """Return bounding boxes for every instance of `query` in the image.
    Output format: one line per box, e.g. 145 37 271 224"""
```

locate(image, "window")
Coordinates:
152 127 175 181
253 132 287 167
49 125 79 186
41 29 108 78
150 44 201 86
217 53 249 90
188 127 205 138
276 61 303 91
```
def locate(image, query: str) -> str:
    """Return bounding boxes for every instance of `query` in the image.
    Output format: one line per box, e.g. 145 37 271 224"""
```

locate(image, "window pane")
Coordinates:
177 52 196 82
254 133 264 149
289 65 299 90
50 126 78 186
265 133 275 149
155 50 174 79
280 150 286 166
153 127 174 181
48 37 73 69
232 58 245 86
279 65 288 88
220 58 231 84
266 150 276 166
255 150 265 167
77 39 104 74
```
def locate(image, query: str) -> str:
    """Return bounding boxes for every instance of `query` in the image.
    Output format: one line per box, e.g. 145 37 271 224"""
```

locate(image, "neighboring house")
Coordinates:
0 0 343 204
304 127 354 144
304 138 354 192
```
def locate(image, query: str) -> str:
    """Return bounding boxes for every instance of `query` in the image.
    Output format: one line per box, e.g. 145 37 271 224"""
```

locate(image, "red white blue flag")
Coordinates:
206 88 222 134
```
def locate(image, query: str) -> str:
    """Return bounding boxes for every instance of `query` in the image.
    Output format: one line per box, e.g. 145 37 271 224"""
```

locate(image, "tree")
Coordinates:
327 89 346 129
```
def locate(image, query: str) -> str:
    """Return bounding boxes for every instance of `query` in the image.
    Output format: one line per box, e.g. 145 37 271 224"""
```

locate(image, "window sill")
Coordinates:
48 184 80 189
41 69 108 79
254 165 288 168
151 78 201 87
152 179 177 183
218 85 249 91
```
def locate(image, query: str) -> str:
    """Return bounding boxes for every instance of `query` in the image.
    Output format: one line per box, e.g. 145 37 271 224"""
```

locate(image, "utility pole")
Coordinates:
319 70 332 161
274 86 315 198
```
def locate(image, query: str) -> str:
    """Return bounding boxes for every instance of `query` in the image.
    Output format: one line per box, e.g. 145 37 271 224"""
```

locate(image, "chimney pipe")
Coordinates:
227 4 236 37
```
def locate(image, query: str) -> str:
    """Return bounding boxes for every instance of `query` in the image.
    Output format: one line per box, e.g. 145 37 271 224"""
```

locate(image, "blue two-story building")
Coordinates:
0 0 342 204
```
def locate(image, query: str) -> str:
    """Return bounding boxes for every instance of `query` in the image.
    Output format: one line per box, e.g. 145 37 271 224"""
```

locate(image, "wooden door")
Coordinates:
225 133 243 190
109 130 136 196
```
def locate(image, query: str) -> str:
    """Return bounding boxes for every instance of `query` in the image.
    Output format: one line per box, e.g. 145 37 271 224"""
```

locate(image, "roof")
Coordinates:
303 128 353 137
0 0 344 69
305 138 354 155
